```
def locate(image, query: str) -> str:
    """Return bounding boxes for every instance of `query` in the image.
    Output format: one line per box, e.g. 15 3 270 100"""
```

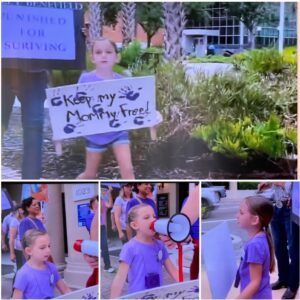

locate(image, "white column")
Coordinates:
229 182 238 192
63 183 99 288
278 2 285 53
46 184 66 271
239 21 244 49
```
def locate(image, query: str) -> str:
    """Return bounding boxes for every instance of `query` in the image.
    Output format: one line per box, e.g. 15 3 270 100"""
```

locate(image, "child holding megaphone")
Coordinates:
110 204 179 298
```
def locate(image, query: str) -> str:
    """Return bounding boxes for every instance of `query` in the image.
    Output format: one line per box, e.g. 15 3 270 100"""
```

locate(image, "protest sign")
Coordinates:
56 285 98 299
2 3 85 69
120 280 199 299
202 222 237 299
46 76 156 140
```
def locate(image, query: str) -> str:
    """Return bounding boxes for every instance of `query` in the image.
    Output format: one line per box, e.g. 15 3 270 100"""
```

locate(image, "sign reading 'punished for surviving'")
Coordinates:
46 76 156 140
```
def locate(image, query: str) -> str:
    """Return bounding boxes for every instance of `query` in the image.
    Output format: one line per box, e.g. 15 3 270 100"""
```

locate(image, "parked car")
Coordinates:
201 189 220 219
201 182 227 198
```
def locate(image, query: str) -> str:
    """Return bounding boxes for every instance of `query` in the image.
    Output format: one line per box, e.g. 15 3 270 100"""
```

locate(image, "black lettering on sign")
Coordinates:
51 96 62 106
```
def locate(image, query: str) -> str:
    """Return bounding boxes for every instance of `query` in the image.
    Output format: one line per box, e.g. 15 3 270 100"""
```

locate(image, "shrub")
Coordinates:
283 47 297 65
188 55 233 64
233 48 286 75
119 41 143 68
192 114 297 160
189 73 279 123
237 182 259 190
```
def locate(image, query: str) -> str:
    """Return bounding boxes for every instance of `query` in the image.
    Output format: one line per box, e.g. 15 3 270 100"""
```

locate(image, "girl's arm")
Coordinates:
237 263 262 299
110 262 129 299
12 288 23 299
9 226 17 262
164 257 179 282
105 186 113 208
114 206 124 239
180 186 199 225
90 206 98 241
56 279 71 294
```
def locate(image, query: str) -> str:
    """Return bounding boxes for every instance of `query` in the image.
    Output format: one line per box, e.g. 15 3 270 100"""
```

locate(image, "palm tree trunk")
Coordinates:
163 2 186 61
88 2 103 47
122 2 136 47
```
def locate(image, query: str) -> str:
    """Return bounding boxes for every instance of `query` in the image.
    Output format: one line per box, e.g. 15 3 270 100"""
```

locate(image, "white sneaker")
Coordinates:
105 267 115 273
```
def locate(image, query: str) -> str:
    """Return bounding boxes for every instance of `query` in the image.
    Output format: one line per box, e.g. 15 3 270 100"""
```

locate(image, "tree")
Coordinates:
184 2 212 27
88 2 103 40
225 2 267 49
163 2 186 61
121 2 136 47
136 3 163 48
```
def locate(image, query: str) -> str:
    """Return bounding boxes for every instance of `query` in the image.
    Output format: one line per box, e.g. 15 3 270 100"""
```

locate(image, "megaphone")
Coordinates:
73 240 99 257
150 213 191 243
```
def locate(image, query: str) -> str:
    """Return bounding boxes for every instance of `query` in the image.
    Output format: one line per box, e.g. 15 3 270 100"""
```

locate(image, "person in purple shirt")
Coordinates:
12 229 70 299
19 197 46 244
110 204 178 298
236 196 275 299
77 37 134 180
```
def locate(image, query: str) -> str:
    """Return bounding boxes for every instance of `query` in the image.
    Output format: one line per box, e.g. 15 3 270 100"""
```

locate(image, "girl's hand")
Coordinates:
2 243 8 251
10 252 16 262
118 231 125 240
83 254 98 269
159 234 177 249
56 279 71 295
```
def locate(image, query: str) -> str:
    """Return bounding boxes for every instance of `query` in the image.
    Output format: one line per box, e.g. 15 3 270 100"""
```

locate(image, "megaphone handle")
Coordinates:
177 243 184 282
96 268 99 285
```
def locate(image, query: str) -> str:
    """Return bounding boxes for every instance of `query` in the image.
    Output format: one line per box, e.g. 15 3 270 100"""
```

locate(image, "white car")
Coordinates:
201 189 221 219
201 182 227 198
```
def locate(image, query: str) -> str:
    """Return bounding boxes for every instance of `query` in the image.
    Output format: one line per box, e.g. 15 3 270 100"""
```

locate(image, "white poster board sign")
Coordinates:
120 280 199 299
2 4 75 60
202 222 237 299
56 285 98 299
72 184 96 201
46 76 156 140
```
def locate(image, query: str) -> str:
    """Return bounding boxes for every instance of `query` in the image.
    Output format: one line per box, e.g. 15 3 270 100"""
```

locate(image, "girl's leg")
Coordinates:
77 151 103 179
112 143 135 179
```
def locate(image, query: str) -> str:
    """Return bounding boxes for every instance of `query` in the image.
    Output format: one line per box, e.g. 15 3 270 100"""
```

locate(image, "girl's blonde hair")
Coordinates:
127 204 152 229
244 196 275 272
21 229 48 250
90 37 118 54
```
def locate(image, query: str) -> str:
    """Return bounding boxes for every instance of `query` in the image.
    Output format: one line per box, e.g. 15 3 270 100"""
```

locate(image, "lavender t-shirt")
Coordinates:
78 71 128 145
120 238 169 294
239 234 272 299
14 262 60 299
19 217 46 242
113 196 131 230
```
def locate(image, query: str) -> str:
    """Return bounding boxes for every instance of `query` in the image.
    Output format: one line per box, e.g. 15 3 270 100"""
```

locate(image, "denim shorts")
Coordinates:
85 132 130 153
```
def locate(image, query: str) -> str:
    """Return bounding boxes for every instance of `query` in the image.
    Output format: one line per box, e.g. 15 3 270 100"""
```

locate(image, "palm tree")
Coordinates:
121 2 136 47
163 2 186 61
88 2 103 43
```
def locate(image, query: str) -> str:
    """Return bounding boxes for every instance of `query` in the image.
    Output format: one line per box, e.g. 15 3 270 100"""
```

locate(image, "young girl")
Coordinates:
12 229 71 299
236 196 275 299
110 204 178 298
77 37 134 179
